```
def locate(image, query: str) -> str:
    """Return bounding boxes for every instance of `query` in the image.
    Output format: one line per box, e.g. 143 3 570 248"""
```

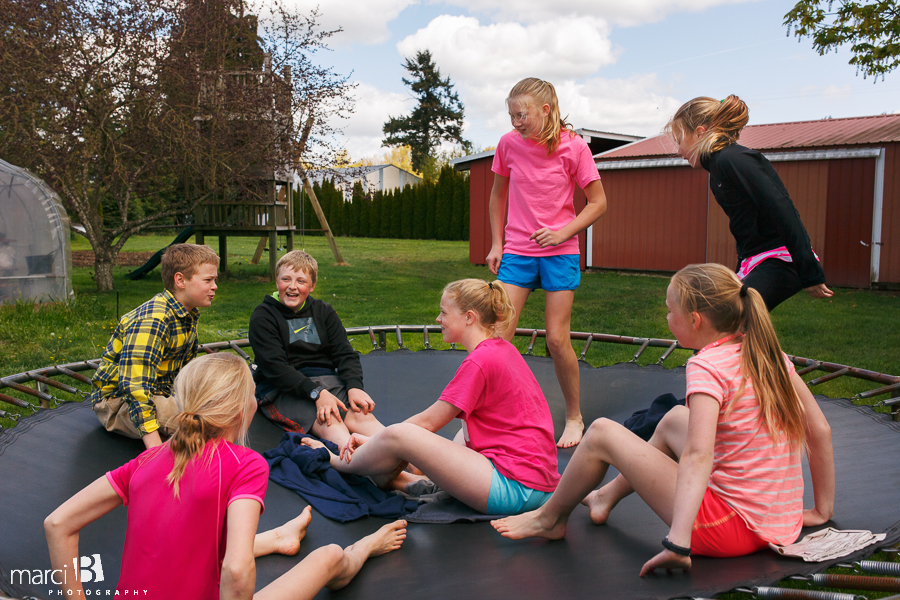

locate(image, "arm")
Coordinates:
220 499 261 600
404 400 461 433
793 372 835 526
641 393 719 576
45 476 123 595
486 173 510 275
118 317 169 442
321 304 372 413
531 178 608 248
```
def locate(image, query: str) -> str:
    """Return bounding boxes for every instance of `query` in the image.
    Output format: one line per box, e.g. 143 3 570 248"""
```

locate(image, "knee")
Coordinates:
381 423 415 447
545 334 573 356
584 418 615 445
657 405 688 433
315 543 346 573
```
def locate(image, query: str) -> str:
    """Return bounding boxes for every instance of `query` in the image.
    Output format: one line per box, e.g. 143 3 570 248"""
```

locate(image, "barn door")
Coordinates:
824 158 875 288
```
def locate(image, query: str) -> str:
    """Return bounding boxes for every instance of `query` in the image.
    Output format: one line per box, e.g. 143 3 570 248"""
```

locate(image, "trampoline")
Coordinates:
1 332 899 600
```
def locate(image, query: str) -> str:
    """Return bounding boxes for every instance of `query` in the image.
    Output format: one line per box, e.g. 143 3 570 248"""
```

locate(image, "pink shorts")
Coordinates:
691 488 769 557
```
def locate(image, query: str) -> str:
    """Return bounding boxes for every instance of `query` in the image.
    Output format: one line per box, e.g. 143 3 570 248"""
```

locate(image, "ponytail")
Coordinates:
664 95 749 161
671 264 805 446
166 353 256 498
443 278 516 337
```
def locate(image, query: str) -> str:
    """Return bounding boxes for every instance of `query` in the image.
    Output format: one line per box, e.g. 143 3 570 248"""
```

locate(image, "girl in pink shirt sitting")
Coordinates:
487 77 608 448
306 278 560 515
492 263 835 576
45 352 407 600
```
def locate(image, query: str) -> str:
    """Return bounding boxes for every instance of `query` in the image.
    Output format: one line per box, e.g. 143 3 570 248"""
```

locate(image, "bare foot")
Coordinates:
582 489 613 525
327 521 408 590
300 436 326 450
274 506 313 555
491 509 567 541
556 417 584 448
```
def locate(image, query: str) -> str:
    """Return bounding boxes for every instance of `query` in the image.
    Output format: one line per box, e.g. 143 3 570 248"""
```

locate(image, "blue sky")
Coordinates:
287 0 900 160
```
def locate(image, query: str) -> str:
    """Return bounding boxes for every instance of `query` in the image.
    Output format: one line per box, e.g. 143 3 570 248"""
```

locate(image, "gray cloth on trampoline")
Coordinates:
403 490 507 523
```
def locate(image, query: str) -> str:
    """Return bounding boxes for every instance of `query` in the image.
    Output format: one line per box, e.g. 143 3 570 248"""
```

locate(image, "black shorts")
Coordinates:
257 375 348 433
741 258 803 312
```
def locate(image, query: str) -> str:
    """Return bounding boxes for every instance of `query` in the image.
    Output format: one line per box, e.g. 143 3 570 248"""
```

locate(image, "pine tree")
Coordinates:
382 50 468 173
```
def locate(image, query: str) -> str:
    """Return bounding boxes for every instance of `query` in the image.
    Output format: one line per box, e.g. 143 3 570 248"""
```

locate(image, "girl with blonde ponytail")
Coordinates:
46 352 407 599
306 278 560 516
493 263 834 578
665 95 833 311
487 77 609 448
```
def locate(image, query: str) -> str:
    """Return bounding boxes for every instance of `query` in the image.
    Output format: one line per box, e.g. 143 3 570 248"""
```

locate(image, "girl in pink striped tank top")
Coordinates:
492 263 835 577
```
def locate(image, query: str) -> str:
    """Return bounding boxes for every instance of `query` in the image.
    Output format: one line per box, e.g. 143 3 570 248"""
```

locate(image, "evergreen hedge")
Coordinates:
295 165 469 241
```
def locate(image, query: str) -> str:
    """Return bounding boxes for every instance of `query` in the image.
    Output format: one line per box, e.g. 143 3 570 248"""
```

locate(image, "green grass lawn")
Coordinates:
1 233 898 427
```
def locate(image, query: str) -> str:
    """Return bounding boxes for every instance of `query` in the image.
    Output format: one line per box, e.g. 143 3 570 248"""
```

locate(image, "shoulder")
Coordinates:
469 338 517 365
250 297 284 323
559 130 588 150
711 144 765 171
307 296 338 318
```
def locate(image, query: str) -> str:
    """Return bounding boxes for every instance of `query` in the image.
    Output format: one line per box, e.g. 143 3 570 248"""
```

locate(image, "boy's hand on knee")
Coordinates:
340 433 368 463
316 391 347 426
347 389 376 415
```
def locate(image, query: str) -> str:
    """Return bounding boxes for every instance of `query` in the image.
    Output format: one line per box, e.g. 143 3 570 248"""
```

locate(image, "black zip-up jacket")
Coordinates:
701 144 827 288
248 295 364 400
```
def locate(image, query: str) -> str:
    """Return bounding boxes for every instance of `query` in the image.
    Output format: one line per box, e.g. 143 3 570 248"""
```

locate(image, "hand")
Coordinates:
640 549 691 577
340 433 369 463
803 506 833 527
804 283 833 299
347 388 376 415
486 245 503 275
315 390 347 427
529 228 567 248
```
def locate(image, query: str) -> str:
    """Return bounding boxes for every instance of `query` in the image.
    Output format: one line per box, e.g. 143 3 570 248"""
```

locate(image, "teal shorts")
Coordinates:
486 463 553 515
497 253 580 291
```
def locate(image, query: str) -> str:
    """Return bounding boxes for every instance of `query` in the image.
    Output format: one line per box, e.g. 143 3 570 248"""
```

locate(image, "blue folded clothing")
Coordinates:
263 432 420 523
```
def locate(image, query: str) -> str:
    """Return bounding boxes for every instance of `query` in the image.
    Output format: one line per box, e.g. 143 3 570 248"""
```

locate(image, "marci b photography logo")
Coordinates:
10 554 104 586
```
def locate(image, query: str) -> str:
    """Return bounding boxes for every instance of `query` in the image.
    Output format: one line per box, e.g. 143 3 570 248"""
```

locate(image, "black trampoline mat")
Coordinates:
2 350 899 600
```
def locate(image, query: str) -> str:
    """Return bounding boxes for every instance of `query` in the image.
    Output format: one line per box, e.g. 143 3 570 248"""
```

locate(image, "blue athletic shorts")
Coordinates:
497 253 580 292
486 463 553 515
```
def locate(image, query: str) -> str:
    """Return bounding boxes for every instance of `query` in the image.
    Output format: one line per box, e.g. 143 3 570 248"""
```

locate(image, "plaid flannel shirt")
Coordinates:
89 290 199 435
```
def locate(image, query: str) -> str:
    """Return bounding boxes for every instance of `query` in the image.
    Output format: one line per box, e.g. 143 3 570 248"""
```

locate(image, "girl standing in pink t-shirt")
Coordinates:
492 263 834 577
307 278 559 516
45 353 407 600
487 77 608 448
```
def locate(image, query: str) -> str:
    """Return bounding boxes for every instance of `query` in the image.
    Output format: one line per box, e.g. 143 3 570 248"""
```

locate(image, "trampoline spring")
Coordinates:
853 561 900 576
26 371 81 396
0 409 20 421
53 366 92 385
751 586 865 600
84 360 101 370
807 368 850 387
422 326 431 349
526 330 538 355
856 382 900 401
629 338 650 363
0 378 54 403
579 334 593 361
0 392 37 411
657 341 680 365
807 573 900 592
796 361 824 376
876 396 900 408
367 327 378 350
228 342 251 361
395 326 405 349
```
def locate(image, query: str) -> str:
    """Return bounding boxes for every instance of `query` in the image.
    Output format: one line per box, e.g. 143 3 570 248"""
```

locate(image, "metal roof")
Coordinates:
596 113 900 160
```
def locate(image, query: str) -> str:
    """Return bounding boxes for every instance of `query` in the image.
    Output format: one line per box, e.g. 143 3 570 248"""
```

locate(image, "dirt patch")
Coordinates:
72 251 157 268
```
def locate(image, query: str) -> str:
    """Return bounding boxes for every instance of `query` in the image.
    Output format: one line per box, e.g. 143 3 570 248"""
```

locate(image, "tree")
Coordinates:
382 50 469 173
785 1 900 79
0 0 354 290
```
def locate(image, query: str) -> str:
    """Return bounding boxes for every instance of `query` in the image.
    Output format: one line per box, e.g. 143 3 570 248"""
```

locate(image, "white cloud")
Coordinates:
280 0 417 46
337 82 414 159
441 0 759 27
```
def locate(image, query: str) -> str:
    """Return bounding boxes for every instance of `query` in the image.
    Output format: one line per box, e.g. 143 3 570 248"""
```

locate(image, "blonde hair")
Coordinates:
166 353 256 497
507 78 574 155
442 279 515 338
161 244 219 293
670 263 805 447
664 95 749 162
276 250 318 285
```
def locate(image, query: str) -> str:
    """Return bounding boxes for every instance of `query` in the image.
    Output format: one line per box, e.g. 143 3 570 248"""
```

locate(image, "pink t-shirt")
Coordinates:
492 130 601 257
106 440 269 599
439 337 559 492
685 343 803 545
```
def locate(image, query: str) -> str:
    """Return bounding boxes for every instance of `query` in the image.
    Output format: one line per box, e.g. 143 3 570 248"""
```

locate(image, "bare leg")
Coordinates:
255 520 407 600
545 290 582 448
314 423 494 513
499 283 531 341
311 411 384 449
491 418 680 540
253 506 312 557
583 405 689 525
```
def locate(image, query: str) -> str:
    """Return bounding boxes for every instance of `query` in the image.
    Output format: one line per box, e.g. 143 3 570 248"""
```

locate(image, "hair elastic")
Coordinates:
740 284 749 297
488 281 494 291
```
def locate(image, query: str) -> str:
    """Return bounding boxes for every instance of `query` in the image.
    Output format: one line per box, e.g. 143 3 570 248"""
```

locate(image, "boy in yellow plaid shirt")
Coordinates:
90 244 219 449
